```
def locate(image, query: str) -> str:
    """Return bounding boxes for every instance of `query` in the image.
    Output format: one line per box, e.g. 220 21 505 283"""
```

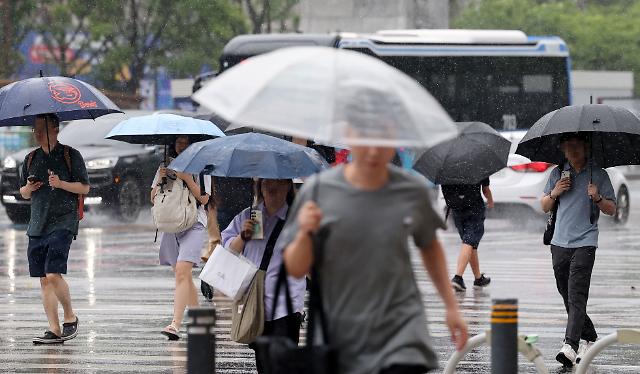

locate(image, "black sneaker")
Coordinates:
452 275 466 292
473 274 491 288
33 330 64 345
61 316 79 341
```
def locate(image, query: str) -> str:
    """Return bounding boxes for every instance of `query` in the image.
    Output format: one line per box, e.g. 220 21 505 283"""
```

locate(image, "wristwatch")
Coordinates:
594 195 603 204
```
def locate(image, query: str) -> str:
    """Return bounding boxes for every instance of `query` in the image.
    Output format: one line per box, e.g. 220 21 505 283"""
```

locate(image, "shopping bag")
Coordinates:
199 244 257 301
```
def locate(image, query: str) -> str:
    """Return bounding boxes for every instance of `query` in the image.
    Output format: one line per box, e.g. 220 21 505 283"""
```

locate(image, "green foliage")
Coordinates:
0 0 36 78
5 0 248 93
454 0 640 95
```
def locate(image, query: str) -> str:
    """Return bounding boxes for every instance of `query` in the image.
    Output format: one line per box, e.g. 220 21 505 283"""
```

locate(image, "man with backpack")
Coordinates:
20 114 90 344
441 178 493 292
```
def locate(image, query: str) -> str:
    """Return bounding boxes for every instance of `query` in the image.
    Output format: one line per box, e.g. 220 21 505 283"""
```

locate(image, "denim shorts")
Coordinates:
452 207 486 249
27 230 74 277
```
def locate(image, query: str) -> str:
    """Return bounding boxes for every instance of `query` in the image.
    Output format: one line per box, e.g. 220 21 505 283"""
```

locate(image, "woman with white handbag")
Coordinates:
221 178 306 373
150 135 212 340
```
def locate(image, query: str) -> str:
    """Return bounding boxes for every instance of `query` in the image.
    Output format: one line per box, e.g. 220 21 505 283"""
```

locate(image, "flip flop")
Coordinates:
161 324 180 341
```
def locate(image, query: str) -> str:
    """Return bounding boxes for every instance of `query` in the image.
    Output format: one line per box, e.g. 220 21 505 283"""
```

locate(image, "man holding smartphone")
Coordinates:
19 114 90 344
541 132 616 367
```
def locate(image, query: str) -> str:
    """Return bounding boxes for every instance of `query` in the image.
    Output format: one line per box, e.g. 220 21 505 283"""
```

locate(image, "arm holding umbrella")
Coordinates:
587 181 616 216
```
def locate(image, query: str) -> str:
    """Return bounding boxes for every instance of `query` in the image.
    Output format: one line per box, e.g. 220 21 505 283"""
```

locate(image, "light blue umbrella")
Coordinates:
105 113 225 145
169 133 329 179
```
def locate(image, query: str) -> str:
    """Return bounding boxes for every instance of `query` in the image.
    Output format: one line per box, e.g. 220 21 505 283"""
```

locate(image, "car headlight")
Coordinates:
86 157 118 170
3 156 17 169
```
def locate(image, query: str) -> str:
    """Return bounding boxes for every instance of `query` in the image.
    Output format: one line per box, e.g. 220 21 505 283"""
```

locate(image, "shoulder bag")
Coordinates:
230 218 285 344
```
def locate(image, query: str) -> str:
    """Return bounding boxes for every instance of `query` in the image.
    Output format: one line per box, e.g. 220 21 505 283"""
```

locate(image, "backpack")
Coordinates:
152 176 198 233
27 145 85 220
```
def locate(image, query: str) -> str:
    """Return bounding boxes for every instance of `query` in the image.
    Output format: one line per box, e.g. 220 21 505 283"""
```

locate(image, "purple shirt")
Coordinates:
221 202 305 321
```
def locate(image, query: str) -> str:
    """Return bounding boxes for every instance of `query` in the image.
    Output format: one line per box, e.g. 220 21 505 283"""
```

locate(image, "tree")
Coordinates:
454 0 640 95
24 0 247 93
235 0 300 33
0 0 35 78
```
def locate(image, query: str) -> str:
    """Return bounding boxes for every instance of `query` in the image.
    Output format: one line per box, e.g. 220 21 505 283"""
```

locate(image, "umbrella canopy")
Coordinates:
0 76 122 126
413 122 510 185
168 133 329 179
105 113 225 145
516 104 640 168
193 46 457 148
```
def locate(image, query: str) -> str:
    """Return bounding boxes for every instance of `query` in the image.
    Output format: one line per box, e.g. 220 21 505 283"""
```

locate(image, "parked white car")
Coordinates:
436 131 630 224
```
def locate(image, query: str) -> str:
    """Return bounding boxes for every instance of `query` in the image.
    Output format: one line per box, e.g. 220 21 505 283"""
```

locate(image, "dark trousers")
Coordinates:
380 364 430 374
252 312 302 374
551 245 598 351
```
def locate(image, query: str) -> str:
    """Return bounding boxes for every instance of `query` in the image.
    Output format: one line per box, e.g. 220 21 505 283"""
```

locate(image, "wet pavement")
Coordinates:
1 183 639 373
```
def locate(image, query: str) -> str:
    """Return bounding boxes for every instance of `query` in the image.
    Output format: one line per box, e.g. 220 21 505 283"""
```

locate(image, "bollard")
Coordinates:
187 307 216 374
491 299 518 374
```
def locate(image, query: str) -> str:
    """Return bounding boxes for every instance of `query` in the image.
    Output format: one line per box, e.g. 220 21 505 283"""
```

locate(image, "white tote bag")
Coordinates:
199 244 258 301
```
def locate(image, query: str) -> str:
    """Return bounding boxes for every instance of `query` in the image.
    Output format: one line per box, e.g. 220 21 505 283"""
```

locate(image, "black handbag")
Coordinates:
543 198 559 245
255 178 337 374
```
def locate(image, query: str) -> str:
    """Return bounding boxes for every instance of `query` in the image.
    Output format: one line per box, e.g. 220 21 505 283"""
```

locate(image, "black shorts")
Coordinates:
27 230 74 277
452 208 485 249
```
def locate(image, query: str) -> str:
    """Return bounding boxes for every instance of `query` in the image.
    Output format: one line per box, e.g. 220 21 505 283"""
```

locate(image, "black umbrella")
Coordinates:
516 104 640 223
515 104 640 168
413 122 510 185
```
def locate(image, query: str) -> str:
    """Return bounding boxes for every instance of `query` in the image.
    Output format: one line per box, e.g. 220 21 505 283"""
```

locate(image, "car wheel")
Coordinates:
614 185 629 224
4 204 30 224
114 178 142 223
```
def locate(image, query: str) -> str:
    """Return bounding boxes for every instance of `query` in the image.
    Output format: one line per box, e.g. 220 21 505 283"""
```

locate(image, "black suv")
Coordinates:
0 111 163 224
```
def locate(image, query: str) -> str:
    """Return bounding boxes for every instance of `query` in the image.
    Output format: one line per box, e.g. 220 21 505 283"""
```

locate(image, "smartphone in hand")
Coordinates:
250 210 264 240
561 170 571 180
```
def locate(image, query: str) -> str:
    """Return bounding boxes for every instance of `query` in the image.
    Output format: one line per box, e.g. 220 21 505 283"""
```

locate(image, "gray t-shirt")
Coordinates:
543 164 616 248
278 165 445 374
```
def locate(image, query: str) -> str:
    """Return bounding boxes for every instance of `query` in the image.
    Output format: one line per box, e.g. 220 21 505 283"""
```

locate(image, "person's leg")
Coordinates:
45 273 75 323
455 244 474 277
39 276 61 336
468 209 485 280
469 250 481 279
551 246 572 315
566 247 597 347
172 261 198 330
44 231 75 323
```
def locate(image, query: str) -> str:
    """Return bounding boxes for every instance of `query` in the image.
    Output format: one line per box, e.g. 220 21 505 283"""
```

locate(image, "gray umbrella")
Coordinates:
515 104 640 168
413 122 510 185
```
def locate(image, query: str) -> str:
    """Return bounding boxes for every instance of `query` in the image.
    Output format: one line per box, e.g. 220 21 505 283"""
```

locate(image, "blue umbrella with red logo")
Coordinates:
0 75 122 127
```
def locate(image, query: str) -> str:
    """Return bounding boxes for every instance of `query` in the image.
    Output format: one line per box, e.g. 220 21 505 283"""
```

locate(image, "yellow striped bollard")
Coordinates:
491 299 518 373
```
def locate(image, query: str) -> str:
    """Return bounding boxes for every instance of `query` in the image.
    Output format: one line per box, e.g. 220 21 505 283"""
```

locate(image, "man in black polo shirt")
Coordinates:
19 114 90 344
442 178 493 292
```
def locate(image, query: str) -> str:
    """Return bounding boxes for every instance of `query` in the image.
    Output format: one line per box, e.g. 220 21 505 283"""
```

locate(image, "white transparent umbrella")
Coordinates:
193 46 457 148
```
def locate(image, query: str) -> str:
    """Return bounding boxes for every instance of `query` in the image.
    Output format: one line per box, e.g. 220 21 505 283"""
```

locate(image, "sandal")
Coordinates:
161 324 180 341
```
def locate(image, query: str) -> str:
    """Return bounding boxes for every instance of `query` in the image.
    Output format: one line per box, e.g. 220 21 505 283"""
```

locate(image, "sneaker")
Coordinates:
473 274 491 288
451 275 466 292
33 330 64 345
61 316 79 341
556 343 577 367
576 340 595 364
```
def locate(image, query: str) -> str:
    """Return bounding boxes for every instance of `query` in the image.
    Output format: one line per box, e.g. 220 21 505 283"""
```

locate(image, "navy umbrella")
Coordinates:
413 122 510 185
168 133 329 179
0 76 122 127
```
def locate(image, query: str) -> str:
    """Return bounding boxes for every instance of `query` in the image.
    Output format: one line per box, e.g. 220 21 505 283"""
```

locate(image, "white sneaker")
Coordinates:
576 340 595 364
556 343 577 367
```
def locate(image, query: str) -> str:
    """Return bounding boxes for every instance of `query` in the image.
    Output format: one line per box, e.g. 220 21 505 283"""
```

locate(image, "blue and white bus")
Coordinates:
219 29 571 132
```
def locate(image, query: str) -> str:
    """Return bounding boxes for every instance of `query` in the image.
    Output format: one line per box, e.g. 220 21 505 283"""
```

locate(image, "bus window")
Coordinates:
345 50 569 131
